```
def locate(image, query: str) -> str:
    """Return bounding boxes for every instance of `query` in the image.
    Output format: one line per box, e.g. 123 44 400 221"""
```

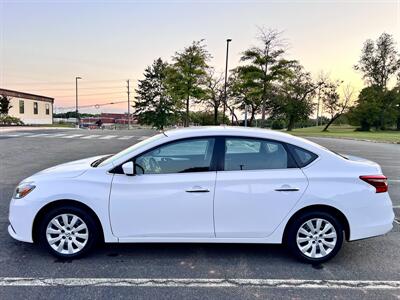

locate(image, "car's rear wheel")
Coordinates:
38 205 99 259
286 211 344 263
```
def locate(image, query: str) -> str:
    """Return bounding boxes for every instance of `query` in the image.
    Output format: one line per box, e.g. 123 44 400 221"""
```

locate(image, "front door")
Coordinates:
109 137 217 238
214 137 309 238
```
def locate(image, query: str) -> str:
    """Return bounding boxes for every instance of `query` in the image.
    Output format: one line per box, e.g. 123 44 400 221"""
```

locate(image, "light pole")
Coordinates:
223 38 232 125
75 76 82 128
127 79 131 130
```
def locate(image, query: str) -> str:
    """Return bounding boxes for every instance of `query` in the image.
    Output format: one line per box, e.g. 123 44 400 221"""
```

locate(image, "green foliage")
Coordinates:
133 58 179 130
0 95 13 114
189 111 228 126
352 33 400 130
354 33 400 89
271 63 319 131
228 68 263 127
0 115 23 125
54 112 99 118
320 81 352 131
238 28 293 127
349 86 400 131
168 40 210 126
202 70 225 125
270 119 285 129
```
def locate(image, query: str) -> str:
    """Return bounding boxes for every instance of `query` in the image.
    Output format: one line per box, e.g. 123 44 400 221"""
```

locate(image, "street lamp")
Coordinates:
75 76 82 128
223 38 232 125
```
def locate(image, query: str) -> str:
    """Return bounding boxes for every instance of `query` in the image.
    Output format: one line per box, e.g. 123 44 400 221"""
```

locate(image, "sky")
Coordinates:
1 0 400 114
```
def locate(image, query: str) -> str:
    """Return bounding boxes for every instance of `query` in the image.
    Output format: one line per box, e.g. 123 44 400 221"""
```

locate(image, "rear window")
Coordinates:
288 145 318 167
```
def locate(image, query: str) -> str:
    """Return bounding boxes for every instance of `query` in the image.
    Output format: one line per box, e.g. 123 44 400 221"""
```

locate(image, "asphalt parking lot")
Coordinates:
0 128 399 299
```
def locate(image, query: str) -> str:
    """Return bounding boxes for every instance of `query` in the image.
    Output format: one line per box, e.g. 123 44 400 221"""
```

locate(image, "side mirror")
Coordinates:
121 161 134 176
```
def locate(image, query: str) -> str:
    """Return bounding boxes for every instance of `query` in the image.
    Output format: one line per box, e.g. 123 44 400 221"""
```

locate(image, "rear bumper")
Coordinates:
348 193 395 241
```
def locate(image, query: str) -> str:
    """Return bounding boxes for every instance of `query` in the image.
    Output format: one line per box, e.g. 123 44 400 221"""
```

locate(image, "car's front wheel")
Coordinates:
286 211 344 263
38 205 99 259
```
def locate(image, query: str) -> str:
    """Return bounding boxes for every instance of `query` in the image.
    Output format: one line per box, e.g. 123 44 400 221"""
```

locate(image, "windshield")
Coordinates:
97 133 165 167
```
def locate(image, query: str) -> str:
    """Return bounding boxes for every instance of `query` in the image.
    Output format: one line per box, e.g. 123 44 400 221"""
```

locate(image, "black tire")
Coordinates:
37 205 99 259
286 211 344 264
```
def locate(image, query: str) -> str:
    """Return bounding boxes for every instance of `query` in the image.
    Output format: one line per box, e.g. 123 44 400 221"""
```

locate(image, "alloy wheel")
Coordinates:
296 218 337 259
46 213 89 255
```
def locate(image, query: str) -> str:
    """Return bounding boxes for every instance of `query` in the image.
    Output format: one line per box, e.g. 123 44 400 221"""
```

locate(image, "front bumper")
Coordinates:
7 224 24 242
8 197 42 243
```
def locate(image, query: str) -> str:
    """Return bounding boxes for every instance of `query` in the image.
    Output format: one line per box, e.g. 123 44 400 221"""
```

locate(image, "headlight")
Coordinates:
13 183 36 199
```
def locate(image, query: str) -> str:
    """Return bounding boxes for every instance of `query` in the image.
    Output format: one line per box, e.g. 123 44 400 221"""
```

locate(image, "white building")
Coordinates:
0 88 54 125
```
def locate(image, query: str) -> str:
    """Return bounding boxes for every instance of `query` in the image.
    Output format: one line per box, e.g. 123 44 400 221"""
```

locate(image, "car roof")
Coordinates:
164 126 324 150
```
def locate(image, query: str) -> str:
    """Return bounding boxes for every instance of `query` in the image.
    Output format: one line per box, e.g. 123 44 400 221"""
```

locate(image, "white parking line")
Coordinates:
99 135 117 140
25 133 50 137
0 277 399 289
45 133 67 138
118 136 134 140
1 134 25 137
138 136 150 141
81 135 101 139
61 134 84 139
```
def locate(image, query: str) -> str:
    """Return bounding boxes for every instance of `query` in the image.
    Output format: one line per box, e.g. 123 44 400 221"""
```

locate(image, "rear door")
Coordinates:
214 137 309 238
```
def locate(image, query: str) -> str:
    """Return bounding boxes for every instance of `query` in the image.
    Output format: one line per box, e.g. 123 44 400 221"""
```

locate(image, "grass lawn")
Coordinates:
285 125 400 144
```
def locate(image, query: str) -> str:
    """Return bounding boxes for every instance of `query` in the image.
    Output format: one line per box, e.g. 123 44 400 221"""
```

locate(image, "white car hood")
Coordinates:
26 155 107 181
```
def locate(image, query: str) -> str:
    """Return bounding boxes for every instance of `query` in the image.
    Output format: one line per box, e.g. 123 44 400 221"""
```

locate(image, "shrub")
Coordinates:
0 115 24 125
271 119 286 129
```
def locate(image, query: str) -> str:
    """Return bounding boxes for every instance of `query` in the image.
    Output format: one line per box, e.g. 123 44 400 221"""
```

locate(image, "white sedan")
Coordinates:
8 127 394 263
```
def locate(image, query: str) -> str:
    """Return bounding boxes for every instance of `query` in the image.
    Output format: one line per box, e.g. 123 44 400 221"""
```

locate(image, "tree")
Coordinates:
228 67 262 127
133 58 178 130
348 86 382 131
201 69 224 125
354 33 400 129
321 82 353 131
354 33 400 90
239 28 292 127
0 95 12 115
272 63 321 131
168 40 210 127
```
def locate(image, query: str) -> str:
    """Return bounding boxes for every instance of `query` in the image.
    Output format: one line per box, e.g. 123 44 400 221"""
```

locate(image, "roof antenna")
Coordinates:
161 129 168 137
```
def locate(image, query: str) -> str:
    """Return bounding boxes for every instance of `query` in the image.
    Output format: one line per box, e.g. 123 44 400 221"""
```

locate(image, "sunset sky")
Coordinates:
1 0 399 114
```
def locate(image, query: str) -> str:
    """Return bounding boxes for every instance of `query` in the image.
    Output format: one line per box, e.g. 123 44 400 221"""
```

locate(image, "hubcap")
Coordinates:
46 214 89 255
296 218 337 259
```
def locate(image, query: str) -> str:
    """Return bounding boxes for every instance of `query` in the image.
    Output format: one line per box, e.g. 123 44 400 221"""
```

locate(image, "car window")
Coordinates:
135 138 215 174
224 138 289 171
97 133 166 167
290 145 318 167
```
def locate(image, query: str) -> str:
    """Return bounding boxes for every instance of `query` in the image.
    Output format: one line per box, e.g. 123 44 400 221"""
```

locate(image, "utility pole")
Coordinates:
127 79 131 130
316 87 321 127
244 104 248 127
223 39 232 125
75 76 82 128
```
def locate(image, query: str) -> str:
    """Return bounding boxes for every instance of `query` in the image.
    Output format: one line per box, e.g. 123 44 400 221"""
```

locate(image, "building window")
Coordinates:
19 100 24 114
45 103 50 115
33 102 38 115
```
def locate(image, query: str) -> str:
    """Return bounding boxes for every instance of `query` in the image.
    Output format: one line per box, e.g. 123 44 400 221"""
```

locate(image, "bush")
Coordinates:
271 119 286 129
0 115 24 125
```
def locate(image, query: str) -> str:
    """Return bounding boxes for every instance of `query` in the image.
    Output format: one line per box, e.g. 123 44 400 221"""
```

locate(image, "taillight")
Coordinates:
359 175 388 193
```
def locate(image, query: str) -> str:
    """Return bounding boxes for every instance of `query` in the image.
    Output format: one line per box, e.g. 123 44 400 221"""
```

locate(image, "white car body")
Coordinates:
8 127 394 249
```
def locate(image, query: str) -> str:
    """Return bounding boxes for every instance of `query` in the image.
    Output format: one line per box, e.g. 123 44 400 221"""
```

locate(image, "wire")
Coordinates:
54 91 127 98
57 100 127 110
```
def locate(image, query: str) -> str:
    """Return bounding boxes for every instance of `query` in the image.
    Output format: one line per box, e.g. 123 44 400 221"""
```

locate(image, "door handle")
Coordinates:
274 187 300 192
186 186 210 193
